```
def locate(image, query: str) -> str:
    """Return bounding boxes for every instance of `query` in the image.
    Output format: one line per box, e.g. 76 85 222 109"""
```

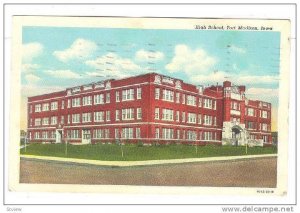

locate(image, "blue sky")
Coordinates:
21 26 280 130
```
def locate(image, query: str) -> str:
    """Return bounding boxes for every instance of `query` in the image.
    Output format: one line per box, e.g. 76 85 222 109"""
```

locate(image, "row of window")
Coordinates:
155 88 217 109
31 88 143 113
246 122 271 131
32 108 143 126
30 128 220 141
155 108 217 126
246 107 269 118
249 134 270 142
155 128 219 141
32 101 58 113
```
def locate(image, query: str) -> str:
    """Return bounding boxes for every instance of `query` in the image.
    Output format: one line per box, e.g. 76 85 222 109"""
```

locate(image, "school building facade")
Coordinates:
27 72 272 146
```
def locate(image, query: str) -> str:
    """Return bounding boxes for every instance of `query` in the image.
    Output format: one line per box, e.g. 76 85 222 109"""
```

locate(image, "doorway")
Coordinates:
82 129 91 144
55 129 62 143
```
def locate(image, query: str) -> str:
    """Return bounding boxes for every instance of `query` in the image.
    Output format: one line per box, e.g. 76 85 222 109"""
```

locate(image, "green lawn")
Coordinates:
20 143 277 161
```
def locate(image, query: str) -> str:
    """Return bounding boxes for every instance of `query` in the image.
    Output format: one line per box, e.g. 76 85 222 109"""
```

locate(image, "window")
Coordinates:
82 96 92 106
262 110 268 118
162 109 174 121
51 116 57 125
72 114 80 123
187 95 196 106
162 89 174 102
262 123 268 131
182 94 186 104
115 110 120 121
136 128 141 139
35 118 41 126
105 129 110 138
155 128 160 139
43 103 49 111
93 129 104 139
50 101 58 110
29 105 32 113
82 113 91 123
204 115 212 125
42 131 48 139
68 115 70 124
106 93 110 103
182 112 186 122
137 108 142 120
122 108 134 120
61 116 64 124
67 99 71 108
204 132 212 140
42 118 49 125
155 88 160 100
94 94 104 105
106 111 110 121
137 88 142 99
177 129 180 139
187 113 196 124
122 128 133 139
263 135 268 142
247 121 255 129
122 89 134 101
50 131 56 139
214 117 217 126
198 114 202 124
176 93 180 103
162 128 174 139
231 102 238 110
198 98 202 107
70 130 80 139
30 119 32 126
176 111 180 122
247 108 254 116
72 98 81 107
155 108 160 120
213 100 217 110
115 129 120 139
116 91 120 102
203 99 212 109
61 101 64 109
187 131 197 140
34 132 40 139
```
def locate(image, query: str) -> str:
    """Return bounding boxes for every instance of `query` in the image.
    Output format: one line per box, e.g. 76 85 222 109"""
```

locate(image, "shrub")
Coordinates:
137 141 143 147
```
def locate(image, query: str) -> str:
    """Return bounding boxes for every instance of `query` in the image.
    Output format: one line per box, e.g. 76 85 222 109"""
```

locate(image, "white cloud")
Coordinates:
22 42 43 63
237 75 278 85
24 74 41 83
189 70 278 87
165 44 217 75
21 84 64 98
22 63 40 73
230 44 246 54
135 49 164 61
246 87 278 98
53 38 97 62
85 53 143 78
44 69 82 79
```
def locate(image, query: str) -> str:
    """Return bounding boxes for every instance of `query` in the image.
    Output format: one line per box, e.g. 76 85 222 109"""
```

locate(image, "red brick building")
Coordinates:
27 73 272 146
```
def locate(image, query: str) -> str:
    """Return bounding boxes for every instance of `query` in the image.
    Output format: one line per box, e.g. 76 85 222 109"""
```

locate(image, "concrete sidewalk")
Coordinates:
20 154 277 167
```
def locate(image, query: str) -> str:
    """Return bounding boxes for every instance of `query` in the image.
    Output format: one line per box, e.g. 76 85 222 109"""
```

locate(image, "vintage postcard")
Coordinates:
9 16 290 198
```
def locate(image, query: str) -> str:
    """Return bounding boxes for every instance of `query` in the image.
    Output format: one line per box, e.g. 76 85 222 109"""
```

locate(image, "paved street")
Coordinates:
20 157 277 187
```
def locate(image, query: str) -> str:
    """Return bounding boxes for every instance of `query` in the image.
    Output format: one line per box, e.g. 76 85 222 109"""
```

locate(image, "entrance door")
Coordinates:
55 130 62 143
82 129 91 144
232 127 241 146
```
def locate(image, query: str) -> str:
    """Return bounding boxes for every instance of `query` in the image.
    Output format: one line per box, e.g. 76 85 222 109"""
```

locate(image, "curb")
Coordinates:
20 154 277 167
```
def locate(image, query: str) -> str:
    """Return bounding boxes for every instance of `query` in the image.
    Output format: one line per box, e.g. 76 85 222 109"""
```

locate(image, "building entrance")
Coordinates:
55 129 63 143
82 129 91 144
232 126 242 146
